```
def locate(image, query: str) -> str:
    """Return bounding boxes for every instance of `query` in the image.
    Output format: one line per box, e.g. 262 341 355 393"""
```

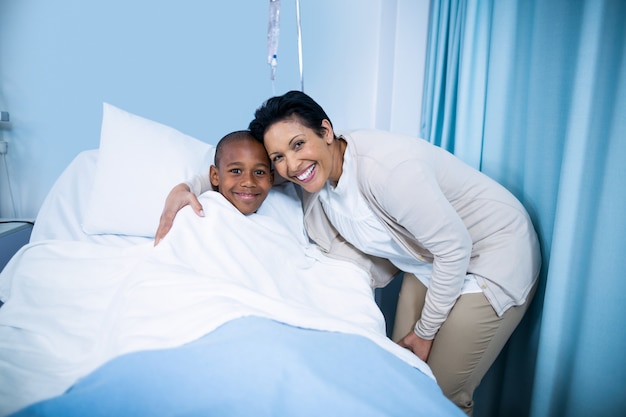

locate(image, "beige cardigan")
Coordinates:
301 130 541 339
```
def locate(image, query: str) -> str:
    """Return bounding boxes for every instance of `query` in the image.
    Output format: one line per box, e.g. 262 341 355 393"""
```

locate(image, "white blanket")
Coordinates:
0 191 432 415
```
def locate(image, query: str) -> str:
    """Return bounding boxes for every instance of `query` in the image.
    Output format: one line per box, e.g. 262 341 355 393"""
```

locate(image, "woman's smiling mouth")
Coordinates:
295 164 316 182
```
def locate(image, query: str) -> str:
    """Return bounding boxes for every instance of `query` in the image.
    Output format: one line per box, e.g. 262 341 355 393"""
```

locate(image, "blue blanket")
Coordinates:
12 317 462 417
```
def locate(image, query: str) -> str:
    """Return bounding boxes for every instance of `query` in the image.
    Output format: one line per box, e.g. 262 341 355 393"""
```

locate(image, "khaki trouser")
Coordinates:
392 273 536 416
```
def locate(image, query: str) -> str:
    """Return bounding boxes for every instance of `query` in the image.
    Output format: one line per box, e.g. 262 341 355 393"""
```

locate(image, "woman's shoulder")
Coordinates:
340 128 423 142
341 129 433 154
340 129 436 168
339 130 431 197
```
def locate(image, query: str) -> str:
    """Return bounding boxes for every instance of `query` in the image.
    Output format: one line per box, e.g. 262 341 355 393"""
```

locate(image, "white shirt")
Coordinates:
318 148 482 294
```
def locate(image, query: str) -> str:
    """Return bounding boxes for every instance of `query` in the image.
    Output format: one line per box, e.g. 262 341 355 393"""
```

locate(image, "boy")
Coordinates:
155 130 273 245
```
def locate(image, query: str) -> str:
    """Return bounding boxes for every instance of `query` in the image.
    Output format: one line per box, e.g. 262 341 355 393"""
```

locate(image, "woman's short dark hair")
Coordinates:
248 90 334 143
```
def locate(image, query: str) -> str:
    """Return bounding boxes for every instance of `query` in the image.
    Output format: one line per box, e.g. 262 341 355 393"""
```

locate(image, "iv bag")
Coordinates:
267 0 280 80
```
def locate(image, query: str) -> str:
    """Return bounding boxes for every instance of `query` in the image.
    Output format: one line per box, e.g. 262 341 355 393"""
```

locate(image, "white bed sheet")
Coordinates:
1 150 435 414
0 190 433 415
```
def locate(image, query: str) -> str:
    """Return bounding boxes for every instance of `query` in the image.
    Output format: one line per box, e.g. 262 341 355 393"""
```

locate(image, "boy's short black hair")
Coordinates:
214 130 259 167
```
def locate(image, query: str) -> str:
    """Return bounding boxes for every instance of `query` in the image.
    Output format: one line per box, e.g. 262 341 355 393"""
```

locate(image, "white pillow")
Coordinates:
82 103 214 237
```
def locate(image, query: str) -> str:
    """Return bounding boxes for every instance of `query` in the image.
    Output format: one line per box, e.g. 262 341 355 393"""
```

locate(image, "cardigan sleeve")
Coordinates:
368 159 472 339
185 174 213 196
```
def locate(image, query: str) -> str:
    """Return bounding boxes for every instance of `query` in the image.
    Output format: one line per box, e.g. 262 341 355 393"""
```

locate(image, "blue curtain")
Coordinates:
421 1 626 416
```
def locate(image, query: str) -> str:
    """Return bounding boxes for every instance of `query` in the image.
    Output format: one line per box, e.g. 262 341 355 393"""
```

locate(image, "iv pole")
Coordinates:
295 0 304 92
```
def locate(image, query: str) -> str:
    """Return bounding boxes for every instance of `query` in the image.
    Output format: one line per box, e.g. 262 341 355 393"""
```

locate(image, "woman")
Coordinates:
156 90 541 415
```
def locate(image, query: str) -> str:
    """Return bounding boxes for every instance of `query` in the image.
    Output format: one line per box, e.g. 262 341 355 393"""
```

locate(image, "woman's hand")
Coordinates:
154 183 204 246
398 331 434 362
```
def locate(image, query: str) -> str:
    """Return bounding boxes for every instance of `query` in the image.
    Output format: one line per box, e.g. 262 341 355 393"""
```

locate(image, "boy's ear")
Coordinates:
209 165 220 189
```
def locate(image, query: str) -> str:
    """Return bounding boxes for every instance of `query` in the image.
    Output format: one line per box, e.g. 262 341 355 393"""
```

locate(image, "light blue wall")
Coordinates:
0 0 429 218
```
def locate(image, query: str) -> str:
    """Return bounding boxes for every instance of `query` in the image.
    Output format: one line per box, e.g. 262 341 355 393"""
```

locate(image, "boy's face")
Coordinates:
210 139 273 214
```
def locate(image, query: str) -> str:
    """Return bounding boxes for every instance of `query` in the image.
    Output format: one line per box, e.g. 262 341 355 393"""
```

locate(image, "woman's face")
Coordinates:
264 118 340 193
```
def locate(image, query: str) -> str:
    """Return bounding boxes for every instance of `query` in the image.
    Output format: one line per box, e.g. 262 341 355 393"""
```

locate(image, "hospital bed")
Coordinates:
0 104 463 416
